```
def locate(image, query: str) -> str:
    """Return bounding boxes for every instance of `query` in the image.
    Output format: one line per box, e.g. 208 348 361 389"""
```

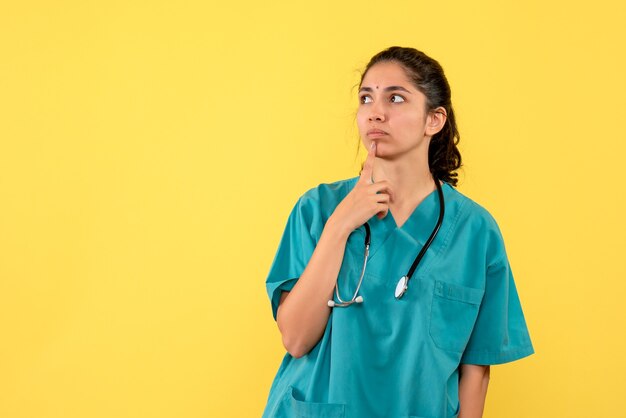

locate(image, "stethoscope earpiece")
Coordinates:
327 295 364 308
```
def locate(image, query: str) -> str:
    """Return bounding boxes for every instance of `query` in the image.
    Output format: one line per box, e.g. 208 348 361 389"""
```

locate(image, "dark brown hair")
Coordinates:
358 46 462 187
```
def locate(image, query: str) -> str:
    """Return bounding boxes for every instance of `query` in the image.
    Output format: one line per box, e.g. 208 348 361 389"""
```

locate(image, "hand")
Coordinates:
330 142 395 233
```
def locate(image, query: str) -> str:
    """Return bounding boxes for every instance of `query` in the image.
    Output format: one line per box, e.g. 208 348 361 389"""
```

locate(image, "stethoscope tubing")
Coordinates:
405 178 445 281
328 178 444 307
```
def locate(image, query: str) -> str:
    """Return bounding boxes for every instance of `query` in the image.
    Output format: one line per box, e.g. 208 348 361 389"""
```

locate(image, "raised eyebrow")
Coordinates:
359 86 412 94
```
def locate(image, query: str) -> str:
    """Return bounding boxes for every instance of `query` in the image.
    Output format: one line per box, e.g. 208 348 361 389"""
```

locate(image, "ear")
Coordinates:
425 107 447 136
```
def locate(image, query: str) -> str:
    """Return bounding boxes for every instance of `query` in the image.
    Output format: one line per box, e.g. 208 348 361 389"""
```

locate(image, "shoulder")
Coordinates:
296 176 358 213
446 185 509 266
450 186 502 232
287 176 358 232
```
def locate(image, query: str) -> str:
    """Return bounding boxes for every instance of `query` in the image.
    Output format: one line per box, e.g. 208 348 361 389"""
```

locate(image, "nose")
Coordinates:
368 102 386 122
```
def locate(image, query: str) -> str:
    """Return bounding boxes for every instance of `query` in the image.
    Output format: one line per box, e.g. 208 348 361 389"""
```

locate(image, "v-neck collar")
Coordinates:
345 176 451 260
387 183 442 230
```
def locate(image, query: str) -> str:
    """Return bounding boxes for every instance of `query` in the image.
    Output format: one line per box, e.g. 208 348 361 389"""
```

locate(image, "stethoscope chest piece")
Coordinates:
395 275 409 299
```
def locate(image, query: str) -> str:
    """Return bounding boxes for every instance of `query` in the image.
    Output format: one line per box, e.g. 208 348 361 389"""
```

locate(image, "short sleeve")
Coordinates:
265 194 319 321
460 256 535 365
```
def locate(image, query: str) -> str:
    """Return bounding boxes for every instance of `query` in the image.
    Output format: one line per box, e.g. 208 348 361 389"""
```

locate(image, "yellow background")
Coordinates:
1 1 625 417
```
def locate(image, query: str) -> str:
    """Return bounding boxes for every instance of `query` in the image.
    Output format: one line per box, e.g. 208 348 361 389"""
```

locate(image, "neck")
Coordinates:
371 148 436 207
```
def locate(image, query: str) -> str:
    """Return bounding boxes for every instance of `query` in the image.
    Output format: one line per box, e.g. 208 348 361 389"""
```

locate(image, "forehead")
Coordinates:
361 61 413 88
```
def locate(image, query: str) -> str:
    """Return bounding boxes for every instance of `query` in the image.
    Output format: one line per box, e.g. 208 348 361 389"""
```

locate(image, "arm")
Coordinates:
275 142 393 359
458 364 490 418
276 217 351 358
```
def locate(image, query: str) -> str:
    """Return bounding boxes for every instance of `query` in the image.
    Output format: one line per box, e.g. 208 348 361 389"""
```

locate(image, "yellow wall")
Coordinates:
1 1 625 417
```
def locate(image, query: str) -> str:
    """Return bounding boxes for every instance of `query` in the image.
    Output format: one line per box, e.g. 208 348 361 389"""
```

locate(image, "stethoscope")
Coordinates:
328 178 445 307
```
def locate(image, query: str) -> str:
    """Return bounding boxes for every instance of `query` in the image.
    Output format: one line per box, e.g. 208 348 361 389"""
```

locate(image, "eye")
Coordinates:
360 95 372 104
390 94 405 103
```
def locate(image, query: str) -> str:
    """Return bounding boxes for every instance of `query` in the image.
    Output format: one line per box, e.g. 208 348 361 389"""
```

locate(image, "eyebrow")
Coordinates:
359 85 412 94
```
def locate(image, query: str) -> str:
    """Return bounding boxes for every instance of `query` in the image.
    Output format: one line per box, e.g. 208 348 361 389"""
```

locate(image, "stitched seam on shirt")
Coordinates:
463 344 534 354
488 253 508 270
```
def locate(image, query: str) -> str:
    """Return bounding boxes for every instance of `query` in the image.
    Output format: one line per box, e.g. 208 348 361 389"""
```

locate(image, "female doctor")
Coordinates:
263 46 534 418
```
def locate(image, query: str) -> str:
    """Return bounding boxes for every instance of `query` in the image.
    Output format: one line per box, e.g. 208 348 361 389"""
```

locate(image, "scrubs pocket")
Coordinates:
280 386 346 418
429 280 484 353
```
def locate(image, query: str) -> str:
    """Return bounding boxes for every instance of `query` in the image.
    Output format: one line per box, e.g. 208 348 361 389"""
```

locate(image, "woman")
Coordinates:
263 46 534 418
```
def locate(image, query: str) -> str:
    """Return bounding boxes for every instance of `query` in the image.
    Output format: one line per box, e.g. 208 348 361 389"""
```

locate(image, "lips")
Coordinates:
367 129 388 136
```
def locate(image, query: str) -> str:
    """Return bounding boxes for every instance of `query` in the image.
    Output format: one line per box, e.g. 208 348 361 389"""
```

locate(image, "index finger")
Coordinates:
360 142 377 184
